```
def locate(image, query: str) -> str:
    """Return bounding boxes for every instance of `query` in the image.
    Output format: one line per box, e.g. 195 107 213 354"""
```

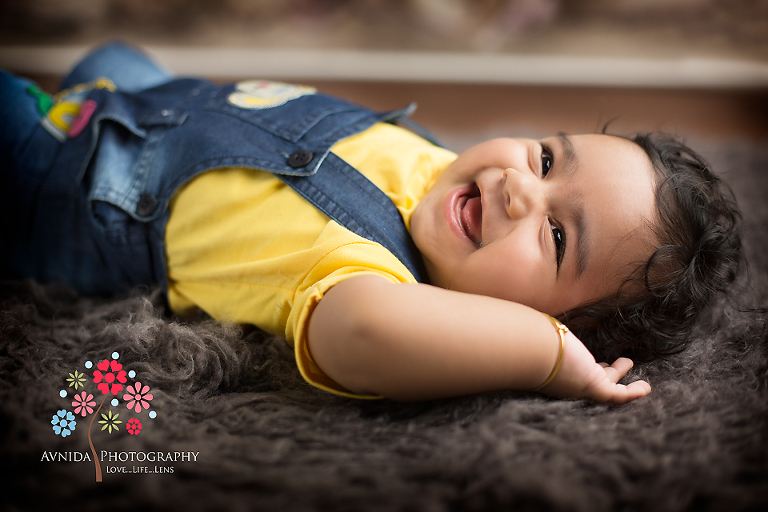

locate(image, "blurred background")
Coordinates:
1 0 767 149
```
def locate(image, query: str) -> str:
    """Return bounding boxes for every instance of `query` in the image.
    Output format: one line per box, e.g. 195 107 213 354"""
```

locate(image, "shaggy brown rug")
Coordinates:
1 137 767 512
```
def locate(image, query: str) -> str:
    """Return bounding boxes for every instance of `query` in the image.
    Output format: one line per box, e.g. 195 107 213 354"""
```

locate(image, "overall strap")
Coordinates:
277 150 430 283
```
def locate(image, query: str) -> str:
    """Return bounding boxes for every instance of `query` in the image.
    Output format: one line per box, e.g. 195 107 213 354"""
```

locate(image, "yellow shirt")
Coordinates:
165 123 457 397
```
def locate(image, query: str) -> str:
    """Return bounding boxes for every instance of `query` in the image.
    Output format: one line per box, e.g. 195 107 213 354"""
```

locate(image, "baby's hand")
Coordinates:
536 330 651 404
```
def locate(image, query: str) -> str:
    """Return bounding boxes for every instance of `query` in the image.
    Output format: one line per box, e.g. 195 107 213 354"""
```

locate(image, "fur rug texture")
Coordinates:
1 137 767 512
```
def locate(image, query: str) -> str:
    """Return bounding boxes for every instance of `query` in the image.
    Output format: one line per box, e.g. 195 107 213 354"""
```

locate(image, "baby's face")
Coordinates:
410 134 657 316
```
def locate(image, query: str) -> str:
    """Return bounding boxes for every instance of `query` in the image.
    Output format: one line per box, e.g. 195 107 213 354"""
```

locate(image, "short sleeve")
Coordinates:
288 236 417 399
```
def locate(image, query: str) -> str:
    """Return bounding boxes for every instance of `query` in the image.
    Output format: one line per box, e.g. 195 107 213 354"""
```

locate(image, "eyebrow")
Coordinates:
556 133 589 278
557 132 578 176
574 210 588 278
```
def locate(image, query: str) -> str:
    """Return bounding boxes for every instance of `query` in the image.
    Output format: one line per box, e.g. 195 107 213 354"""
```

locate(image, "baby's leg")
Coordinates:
59 41 173 93
0 71 62 281
0 71 51 169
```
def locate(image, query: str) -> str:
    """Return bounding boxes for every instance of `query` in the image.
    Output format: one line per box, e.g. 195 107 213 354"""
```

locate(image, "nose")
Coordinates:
503 168 546 220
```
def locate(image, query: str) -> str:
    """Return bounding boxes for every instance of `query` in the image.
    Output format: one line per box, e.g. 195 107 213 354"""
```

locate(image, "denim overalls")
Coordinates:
1 43 434 295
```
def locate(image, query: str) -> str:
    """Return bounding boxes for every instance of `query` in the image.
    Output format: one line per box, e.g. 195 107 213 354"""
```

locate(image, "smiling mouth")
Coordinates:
457 184 483 247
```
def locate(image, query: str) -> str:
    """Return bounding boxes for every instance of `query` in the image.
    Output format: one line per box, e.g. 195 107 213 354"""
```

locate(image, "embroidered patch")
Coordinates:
227 80 316 110
41 101 82 142
41 77 115 142
25 84 53 115
68 99 97 138
51 77 116 104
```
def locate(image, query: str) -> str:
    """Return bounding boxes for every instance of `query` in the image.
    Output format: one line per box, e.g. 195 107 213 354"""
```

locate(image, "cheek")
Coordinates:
411 192 442 249
465 241 553 306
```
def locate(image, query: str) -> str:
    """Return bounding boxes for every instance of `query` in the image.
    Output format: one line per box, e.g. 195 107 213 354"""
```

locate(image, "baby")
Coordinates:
0 43 742 404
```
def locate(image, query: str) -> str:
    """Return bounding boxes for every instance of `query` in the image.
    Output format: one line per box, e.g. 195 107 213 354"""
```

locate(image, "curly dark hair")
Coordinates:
562 132 743 363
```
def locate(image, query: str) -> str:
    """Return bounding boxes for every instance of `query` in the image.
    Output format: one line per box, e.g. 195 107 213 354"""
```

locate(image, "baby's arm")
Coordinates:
308 274 651 402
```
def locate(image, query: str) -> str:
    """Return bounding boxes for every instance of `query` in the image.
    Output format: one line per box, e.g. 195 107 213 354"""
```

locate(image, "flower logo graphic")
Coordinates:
72 391 96 417
66 369 87 390
124 382 153 413
53 352 159 482
99 410 122 434
126 418 142 436
93 359 127 395
51 410 77 437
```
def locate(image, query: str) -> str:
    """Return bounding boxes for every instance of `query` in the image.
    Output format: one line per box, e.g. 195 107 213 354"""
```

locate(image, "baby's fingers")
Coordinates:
585 358 651 404
610 379 653 404
602 357 634 384
592 379 652 405
625 379 652 399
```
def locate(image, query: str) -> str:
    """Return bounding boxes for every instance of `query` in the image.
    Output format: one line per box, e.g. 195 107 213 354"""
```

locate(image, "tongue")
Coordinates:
461 196 483 245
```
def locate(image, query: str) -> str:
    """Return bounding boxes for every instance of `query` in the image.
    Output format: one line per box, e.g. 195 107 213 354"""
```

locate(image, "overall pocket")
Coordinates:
83 92 190 244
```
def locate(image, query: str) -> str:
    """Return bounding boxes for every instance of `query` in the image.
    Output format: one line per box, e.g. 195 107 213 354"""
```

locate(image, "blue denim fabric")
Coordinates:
60 41 172 93
2 42 432 295
0 71 63 283
1 43 174 294
0 72 46 166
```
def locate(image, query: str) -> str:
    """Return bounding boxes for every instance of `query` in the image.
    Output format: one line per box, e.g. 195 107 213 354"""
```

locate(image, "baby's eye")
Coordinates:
540 145 553 178
551 224 565 267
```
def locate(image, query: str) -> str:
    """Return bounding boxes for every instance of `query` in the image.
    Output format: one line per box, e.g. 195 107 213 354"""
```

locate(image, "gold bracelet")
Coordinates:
532 314 568 392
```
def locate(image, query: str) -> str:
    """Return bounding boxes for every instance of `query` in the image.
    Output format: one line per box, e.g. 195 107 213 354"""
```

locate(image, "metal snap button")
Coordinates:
287 149 313 169
161 109 173 116
136 193 159 217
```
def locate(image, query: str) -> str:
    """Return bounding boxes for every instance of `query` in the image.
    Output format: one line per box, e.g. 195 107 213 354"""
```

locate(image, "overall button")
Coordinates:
287 149 313 168
136 194 159 217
